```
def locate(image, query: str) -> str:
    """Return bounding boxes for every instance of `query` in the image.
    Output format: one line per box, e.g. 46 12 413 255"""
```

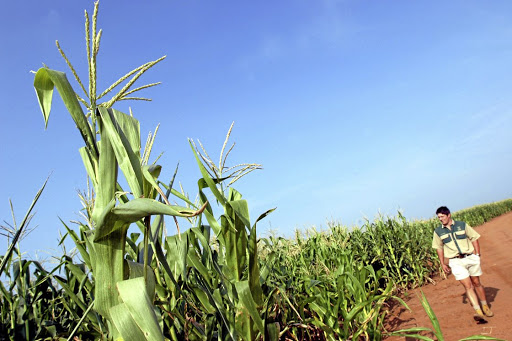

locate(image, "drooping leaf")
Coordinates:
112 198 205 222
115 277 164 341
33 68 97 158
227 199 250 229
142 164 164 201
93 199 127 242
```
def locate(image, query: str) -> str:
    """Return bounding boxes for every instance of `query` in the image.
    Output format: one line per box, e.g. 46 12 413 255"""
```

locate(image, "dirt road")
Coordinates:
384 211 512 340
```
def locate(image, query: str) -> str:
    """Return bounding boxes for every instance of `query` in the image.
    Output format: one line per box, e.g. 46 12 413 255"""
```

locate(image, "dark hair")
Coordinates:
436 206 450 215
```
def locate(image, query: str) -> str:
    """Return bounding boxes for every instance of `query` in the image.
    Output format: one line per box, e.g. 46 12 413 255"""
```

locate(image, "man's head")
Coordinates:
436 206 451 226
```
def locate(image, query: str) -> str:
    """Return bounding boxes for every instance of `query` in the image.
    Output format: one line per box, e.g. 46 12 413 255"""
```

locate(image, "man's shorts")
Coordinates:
448 254 483 280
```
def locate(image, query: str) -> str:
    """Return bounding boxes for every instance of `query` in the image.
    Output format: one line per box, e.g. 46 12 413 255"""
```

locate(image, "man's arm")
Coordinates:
436 248 450 273
472 239 480 257
432 232 450 273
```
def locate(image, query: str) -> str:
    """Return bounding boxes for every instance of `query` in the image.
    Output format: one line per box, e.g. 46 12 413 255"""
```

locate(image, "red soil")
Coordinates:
383 211 512 341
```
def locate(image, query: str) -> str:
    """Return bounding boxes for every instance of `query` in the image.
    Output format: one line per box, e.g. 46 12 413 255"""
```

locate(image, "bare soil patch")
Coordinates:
383 211 512 340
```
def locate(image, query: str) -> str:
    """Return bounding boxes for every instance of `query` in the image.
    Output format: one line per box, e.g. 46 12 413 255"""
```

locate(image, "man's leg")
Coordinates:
459 277 485 319
470 276 493 317
451 258 487 318
459 277 480 308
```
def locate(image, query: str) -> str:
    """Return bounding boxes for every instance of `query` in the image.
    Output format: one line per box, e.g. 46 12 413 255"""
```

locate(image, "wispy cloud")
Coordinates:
296 0 366 50
41 9 60 29
236 0 366 74
451 100 512 156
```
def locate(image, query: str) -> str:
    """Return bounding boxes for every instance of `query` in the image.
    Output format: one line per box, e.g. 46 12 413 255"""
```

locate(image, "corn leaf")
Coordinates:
110 303 147 340
33 68 97 158
189 140 226 205
142 164 164 200
97 107 142 198
227 199 250 229
123 260 156 300
93 199 127 242
115 277 164 341
459 337 507 341
235 280 264 336
418 290 444 341
92 126 118 223
60 220 91 268
112 198 204 222
165 233 189 281
0 177 48 276
92 228 127 324
388 331 434 341
79 146 98 190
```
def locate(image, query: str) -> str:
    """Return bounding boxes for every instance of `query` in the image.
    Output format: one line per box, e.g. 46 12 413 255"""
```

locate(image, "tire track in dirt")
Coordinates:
383 211 512 340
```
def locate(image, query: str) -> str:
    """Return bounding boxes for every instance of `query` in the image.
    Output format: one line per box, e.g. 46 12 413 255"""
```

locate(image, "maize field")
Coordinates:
1 2 511 340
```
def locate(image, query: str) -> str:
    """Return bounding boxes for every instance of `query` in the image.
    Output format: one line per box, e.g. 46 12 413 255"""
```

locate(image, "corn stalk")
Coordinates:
185 130 275 340
32 2 203 339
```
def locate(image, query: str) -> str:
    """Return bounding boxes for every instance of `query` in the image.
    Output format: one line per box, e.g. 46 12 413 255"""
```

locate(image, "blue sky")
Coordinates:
1 0 512 258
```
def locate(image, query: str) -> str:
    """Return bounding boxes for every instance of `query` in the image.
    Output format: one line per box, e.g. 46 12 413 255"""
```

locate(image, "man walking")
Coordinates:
432 206 494 320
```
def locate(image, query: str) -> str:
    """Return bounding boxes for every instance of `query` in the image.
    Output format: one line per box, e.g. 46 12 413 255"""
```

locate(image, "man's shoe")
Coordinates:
473 308 486 322
482 305 494 317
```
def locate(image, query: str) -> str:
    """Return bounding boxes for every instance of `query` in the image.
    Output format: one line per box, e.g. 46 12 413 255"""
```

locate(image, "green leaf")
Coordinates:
97 107 142 198
115 277 163 341
33 68 54 127
165 233 189 281
65 263 92 291
112 198 203 222
79 146 98 190
93 199 127 242
123 260 156 301
142 164 164 200
387 327 433 334
110 303 147 340
0 177 48 277
418 290 444 341
189 139 226 205
60 220 91 268
248 222 263 306
265 322 279 341
227 199 250 229
458 336 506 341
33 68 97 158
53 276 96 323
94 197 204 242
92 228 127 322
0 281 12 305
92 125 118 223
387 332 434 341
254 208 276 226
235 280 264 335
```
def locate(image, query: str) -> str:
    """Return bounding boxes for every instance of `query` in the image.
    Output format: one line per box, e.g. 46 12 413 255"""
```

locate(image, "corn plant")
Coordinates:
348 213 437 290
33 2 205 339
452 200 512 227
259 228 396 340
174 130 276 340
0 179 81 340
388 290 506 341
20 1 512 339
31 2 280 340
